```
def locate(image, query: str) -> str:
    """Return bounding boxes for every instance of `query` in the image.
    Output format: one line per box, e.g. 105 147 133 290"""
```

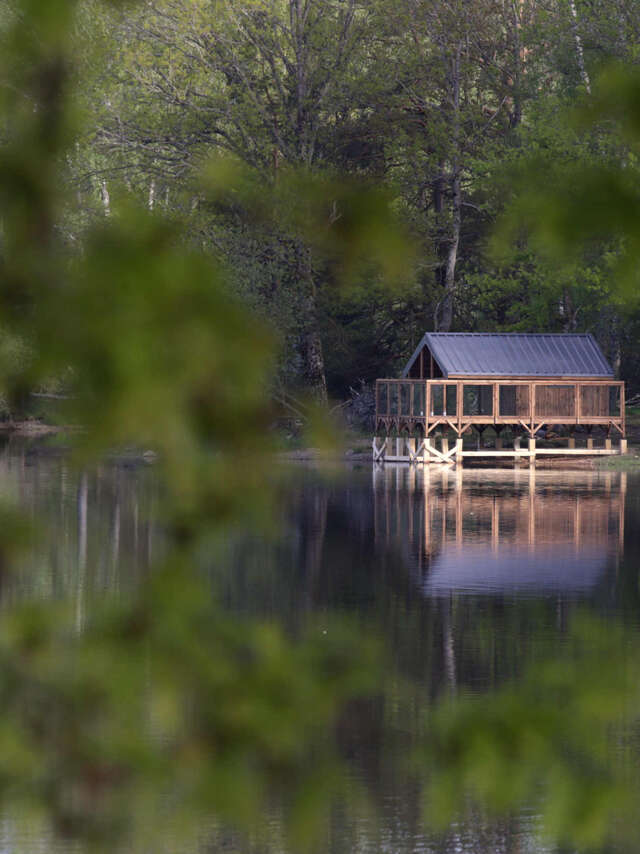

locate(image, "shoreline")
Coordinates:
5 424 639 470
0 421 71 436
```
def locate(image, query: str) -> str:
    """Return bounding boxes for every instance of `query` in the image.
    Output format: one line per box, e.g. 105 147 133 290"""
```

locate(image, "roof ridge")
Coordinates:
425 332 592 337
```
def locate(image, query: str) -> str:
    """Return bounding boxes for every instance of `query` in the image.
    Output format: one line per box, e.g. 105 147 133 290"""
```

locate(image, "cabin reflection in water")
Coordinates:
373 467 626 596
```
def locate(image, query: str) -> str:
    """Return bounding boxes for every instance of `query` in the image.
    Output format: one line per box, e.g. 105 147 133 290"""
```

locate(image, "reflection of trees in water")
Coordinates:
6 452 630 854
0 443 159 607
210 466 634 854
215 467 629 701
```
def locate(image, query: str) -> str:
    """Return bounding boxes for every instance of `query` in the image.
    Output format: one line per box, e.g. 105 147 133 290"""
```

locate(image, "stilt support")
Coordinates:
528 438 536 466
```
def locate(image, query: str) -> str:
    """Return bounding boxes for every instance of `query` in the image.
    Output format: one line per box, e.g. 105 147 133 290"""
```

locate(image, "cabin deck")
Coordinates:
373 378 626 465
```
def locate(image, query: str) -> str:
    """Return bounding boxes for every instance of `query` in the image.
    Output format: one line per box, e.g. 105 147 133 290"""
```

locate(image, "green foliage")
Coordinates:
67 0 640 392
424 618 640 849
202 158 412 292
0 567 379 849
0 2 389 850
492 69 640 300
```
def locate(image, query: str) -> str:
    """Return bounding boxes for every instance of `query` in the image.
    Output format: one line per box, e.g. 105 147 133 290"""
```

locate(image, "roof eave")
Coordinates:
445 373 615 379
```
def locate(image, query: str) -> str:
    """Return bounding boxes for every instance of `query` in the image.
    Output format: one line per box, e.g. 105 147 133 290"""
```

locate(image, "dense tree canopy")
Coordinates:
68 0 640 398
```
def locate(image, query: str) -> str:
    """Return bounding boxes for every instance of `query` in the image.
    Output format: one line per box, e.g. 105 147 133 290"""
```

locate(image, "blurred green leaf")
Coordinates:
424 617 637 849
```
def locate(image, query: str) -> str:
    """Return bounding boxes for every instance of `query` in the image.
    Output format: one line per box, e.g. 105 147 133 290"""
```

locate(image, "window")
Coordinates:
609 385 621 417
580 385 606 417
499 385 529 417
400 383 411 416
463 385 493 416
389 384 398 415
376 382 388 415
430 384 457 416
413 383 425 416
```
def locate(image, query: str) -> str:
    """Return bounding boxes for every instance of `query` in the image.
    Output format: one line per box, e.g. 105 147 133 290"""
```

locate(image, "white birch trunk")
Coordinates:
569 0 591 93
100 180 111 216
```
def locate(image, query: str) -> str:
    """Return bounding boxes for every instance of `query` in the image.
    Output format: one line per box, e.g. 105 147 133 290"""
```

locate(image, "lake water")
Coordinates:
0 441 637 853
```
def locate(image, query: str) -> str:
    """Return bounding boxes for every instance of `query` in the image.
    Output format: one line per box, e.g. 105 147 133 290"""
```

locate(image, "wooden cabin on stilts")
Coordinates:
373 333 626 466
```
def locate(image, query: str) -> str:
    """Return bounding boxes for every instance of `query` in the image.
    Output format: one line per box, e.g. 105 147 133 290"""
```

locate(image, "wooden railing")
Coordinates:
375 378 625 436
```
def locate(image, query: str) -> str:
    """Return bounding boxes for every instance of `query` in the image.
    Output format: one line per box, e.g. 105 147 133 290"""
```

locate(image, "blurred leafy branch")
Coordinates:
492 67 640 301
0 567 379 849
424 617 639 850
0 0 406 849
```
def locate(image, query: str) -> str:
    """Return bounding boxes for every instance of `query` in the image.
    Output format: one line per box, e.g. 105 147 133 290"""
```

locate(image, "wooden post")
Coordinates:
441 437 449 457
568 436 576 449
496 435 503 450
530 382 535 434
587 436 594 450
528 437 536 466
396 437 403 457
407 438 416 460
620 438 628 454
605 438 612 451
372 436 387 463
455 438 463 465
424 437 432 463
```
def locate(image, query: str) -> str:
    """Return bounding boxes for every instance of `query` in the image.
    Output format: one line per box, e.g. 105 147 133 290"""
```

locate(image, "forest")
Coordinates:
65 0 640 404
1 4 640 853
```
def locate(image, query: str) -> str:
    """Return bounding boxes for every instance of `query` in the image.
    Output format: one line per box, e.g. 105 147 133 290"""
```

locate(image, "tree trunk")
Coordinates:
302 306 328 403
610 312 622 377
562 288 578 331
432 164 446 301
434 44 461 333
437 169 460 333
508 0 524 127
100 180 111 216
297 244 328 403
569 0 591 93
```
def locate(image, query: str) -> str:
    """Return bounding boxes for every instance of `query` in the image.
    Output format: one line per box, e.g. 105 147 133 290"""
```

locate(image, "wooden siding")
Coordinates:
534 385 575 417
375 378 625 437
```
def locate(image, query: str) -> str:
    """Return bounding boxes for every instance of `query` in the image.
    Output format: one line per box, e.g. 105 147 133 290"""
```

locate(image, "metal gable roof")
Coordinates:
402 333 614 379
